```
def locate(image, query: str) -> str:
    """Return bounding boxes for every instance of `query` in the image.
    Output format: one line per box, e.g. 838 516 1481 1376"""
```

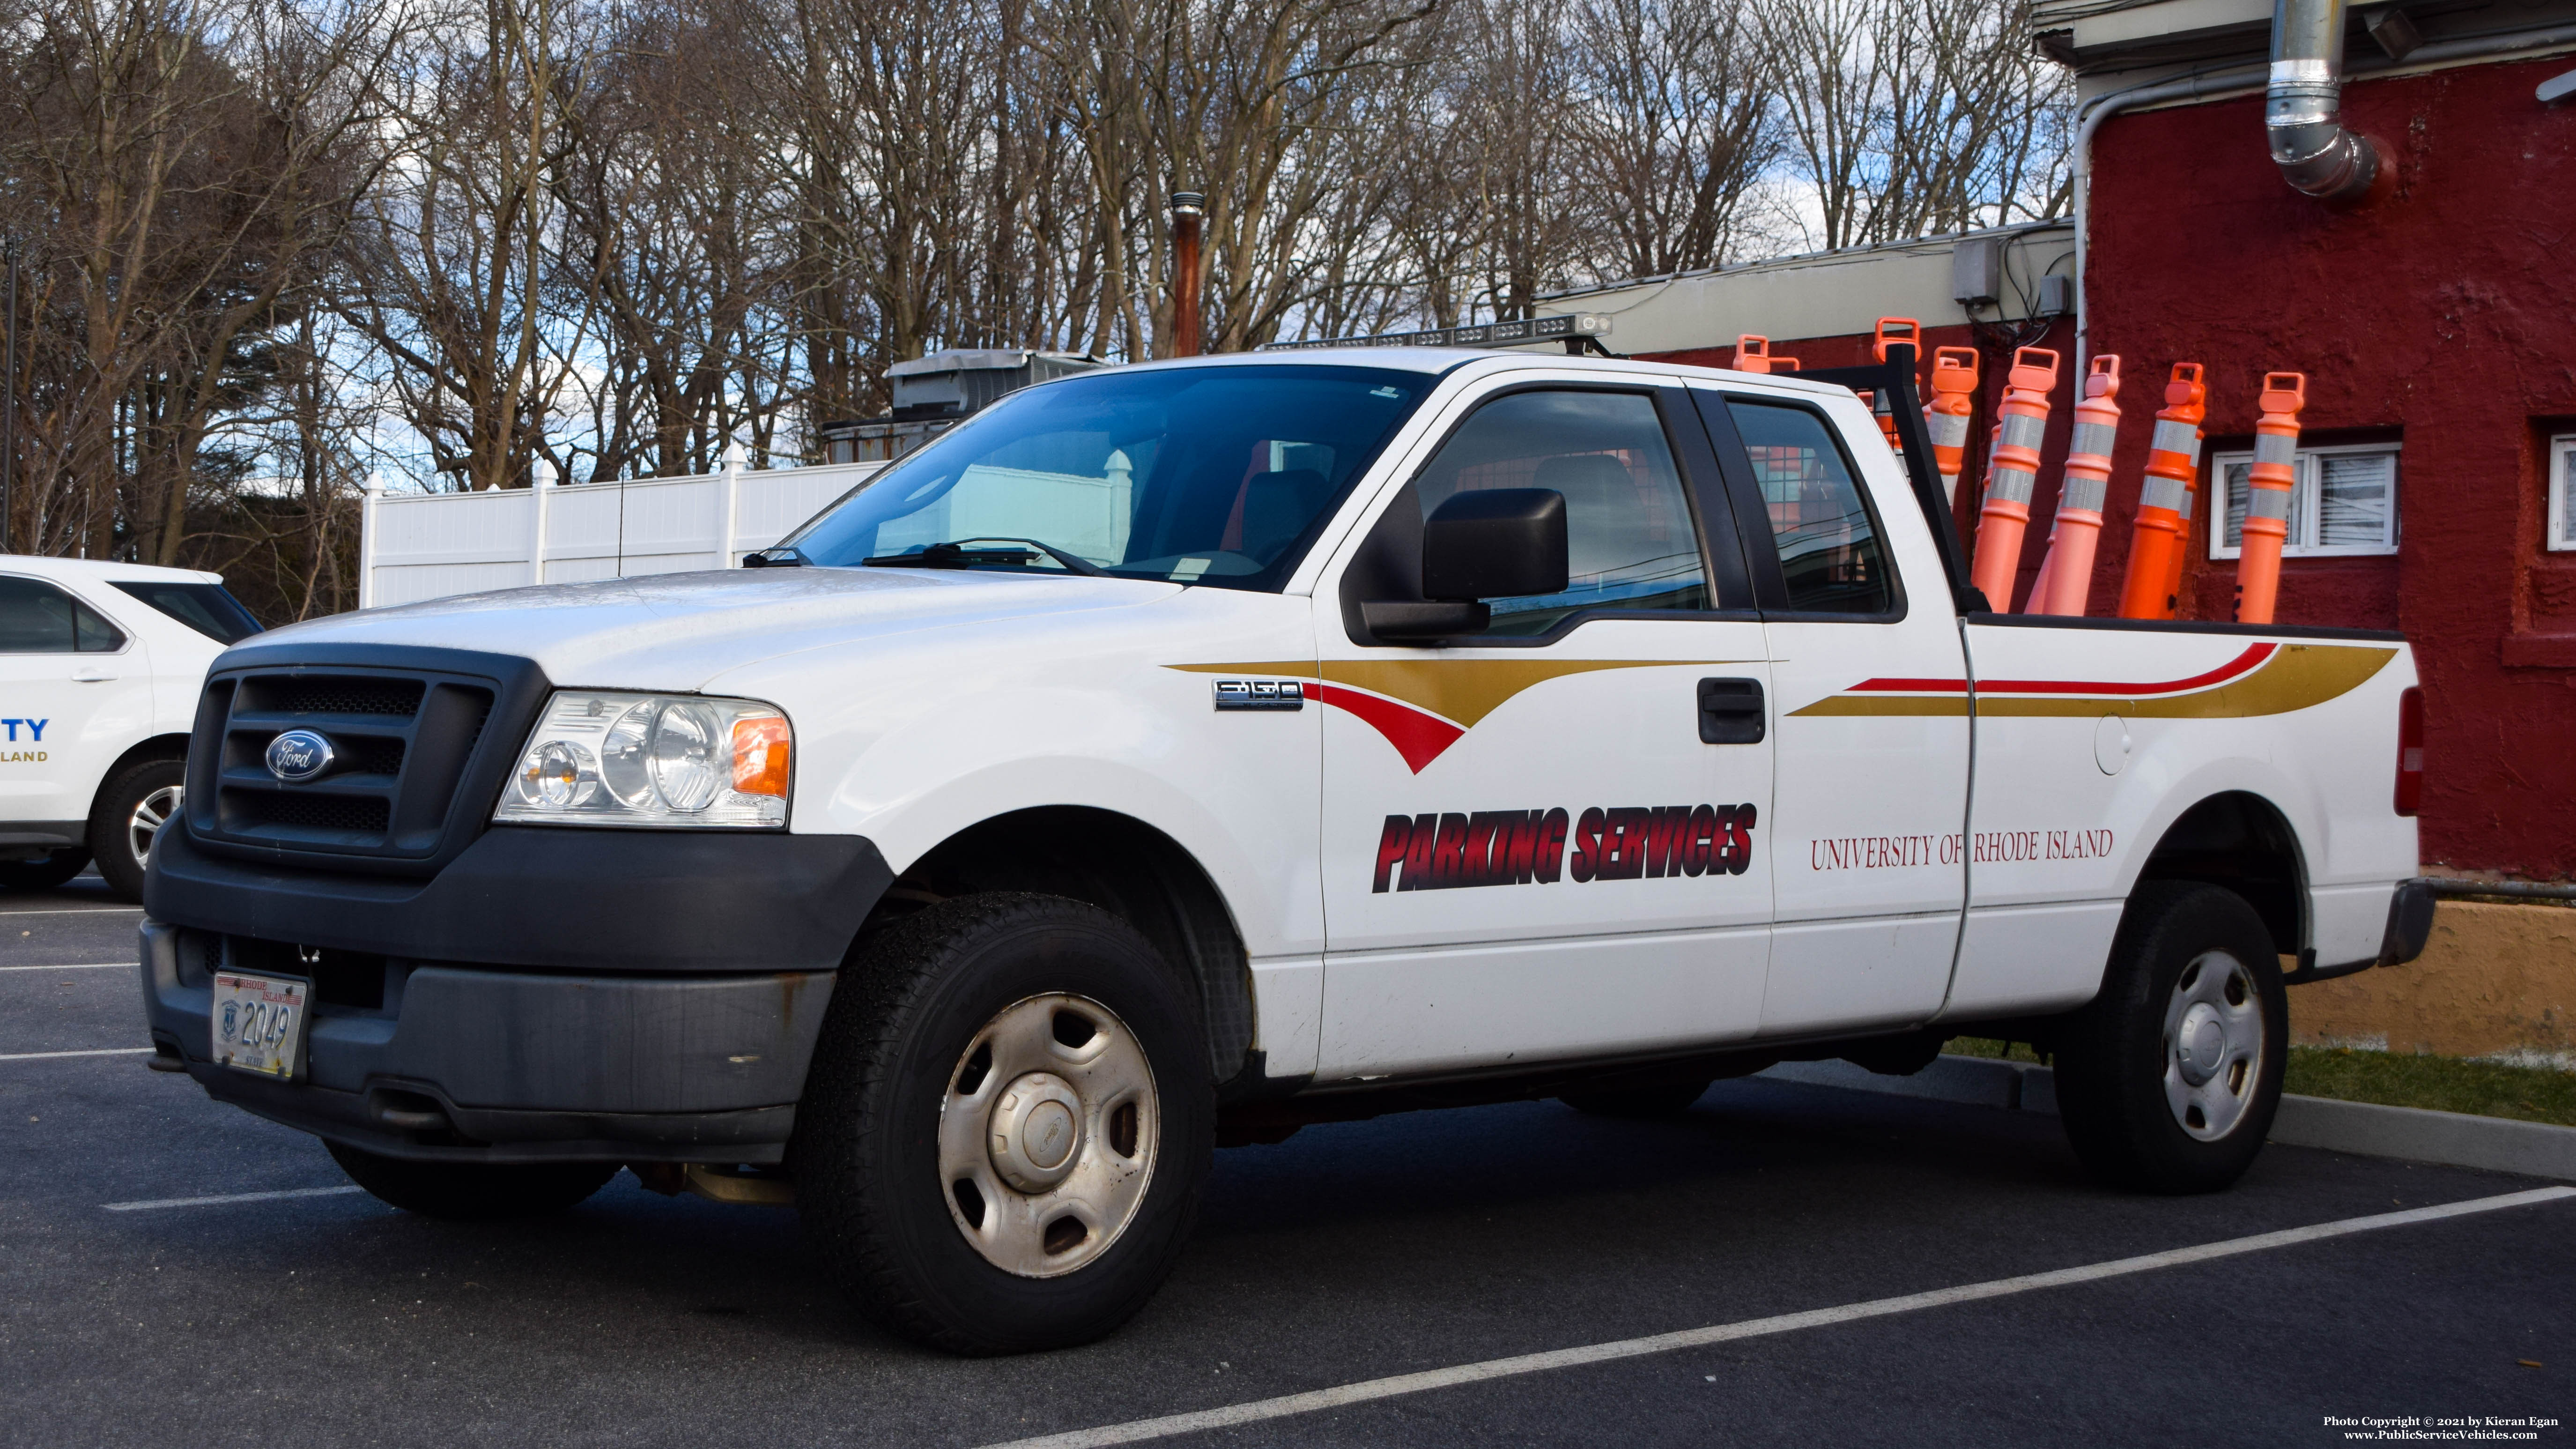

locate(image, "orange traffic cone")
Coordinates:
2162 429 2200 618
1969 347 2061 609
2030 356 2123 616
2233 372 2305 625
1731 335 1799 374
1924 347 1979 505
2117 363 2207 619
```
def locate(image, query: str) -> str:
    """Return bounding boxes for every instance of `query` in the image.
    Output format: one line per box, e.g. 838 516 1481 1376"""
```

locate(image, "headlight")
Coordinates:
495 692 791 828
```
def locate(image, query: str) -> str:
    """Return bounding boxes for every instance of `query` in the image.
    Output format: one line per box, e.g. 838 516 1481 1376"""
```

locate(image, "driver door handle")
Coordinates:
1698 677 1766 744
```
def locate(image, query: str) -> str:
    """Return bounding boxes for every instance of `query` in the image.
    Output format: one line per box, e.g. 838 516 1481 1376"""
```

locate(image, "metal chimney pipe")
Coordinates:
2267 0 2389 202
1170 191 1204 357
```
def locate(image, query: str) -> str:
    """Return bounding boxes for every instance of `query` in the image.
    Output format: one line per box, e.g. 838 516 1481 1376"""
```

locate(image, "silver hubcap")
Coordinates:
2162 950 2264 1141
938 994 1157 1278
128 784 182 869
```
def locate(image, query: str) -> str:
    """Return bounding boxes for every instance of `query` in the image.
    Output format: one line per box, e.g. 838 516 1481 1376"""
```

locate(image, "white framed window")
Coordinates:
2550 434 2576 552
2209 442 2400 559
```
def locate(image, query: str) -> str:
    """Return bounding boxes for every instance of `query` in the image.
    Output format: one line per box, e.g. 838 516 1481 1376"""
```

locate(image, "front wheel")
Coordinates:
89 758 184 902
793 893 1214 1355
2053 882 2287 1193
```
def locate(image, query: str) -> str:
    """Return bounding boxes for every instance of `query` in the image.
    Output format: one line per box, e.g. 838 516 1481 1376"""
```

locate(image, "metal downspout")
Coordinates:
2268 0 2388 201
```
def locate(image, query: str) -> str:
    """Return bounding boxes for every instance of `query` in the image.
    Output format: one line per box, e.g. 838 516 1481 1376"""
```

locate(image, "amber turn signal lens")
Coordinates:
732 714 792 797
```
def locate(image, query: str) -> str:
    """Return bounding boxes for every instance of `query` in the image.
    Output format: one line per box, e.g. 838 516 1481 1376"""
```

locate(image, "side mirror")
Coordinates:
1362 488 1569 644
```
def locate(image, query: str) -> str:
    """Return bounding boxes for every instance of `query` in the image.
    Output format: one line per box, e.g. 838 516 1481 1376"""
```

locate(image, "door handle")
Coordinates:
71 666 117 683
1698 677 1766 744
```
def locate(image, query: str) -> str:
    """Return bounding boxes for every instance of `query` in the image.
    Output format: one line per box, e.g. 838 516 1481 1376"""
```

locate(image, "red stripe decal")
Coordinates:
1850 643 2276 698
1304 682 1466 774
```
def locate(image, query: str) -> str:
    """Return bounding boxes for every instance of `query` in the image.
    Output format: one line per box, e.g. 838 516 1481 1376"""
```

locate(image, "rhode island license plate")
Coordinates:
211 972 309 1079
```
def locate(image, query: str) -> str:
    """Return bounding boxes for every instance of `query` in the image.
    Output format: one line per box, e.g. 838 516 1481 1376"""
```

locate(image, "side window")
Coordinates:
0 578 129 653
73 596 127 652
1728 401 1894 616
1414 390 1708 635
0 577 80 653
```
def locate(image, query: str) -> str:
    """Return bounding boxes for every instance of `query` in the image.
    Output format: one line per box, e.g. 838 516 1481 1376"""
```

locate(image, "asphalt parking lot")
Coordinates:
4 884 2569 1449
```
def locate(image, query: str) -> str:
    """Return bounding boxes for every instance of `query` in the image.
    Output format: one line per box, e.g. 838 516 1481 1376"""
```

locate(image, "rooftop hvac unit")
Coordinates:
818 349 1101 465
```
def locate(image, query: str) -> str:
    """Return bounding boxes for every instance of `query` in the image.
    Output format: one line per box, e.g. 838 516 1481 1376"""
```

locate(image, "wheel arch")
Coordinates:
2133 790 2307 957
864 805 1257 1092
89 733 190 816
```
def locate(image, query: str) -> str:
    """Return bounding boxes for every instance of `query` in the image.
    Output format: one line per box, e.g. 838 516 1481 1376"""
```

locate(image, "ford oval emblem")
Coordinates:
265 729 335 783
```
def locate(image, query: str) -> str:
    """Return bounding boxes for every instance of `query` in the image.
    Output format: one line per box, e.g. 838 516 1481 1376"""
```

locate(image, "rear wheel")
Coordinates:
794 892 1214 1355
0 847 91 891
2054 882 2287 1193
326 1142 618 1219
89 758 184 902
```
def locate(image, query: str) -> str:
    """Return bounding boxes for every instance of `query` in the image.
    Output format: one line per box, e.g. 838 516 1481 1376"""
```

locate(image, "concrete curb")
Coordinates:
1754 1055 2576 1182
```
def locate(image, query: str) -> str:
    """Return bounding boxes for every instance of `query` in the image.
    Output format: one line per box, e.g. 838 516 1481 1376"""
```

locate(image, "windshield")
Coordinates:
779 364 1435 588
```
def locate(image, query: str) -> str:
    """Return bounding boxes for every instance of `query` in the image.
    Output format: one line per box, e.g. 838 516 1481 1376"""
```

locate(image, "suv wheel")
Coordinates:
2054 882 2287 1193
89 758 184 902
326 1142 619 1219
794 893 1214 1355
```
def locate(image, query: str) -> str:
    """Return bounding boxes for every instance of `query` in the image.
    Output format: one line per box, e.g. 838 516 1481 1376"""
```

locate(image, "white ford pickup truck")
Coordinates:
138 348 2431 1354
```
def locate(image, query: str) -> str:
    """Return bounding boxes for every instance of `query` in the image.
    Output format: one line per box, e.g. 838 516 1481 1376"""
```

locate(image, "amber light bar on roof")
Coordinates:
1262 312 1614 352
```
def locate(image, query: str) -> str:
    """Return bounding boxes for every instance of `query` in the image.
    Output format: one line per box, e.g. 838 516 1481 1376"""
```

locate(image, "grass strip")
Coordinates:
1949 1037 2576 1128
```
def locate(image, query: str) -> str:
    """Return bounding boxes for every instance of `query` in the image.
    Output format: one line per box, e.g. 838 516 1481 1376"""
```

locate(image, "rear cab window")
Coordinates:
1718 399 1899 618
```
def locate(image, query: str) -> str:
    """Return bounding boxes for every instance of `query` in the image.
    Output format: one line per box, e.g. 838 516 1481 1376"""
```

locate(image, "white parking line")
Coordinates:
104 1185 367 1212
976 1186 2576 1449
0 906 143 916
0 1047 153 1062
0 961 137 972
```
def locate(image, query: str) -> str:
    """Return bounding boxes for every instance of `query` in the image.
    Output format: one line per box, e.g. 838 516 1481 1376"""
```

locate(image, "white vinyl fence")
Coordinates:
358 457 884 609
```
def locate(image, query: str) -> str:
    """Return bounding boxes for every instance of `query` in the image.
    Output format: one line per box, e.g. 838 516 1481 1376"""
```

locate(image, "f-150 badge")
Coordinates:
1211 678 1304 711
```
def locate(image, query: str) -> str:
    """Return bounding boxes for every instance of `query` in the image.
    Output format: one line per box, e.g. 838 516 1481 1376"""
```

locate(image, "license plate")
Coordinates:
211 972 309 1079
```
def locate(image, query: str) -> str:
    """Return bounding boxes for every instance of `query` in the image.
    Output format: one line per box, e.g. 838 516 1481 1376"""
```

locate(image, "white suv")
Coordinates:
0 556 261 898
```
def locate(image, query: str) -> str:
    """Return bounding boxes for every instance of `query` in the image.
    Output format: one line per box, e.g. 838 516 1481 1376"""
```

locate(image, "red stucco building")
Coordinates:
1562 3 2576 886
1545 3 2576 1058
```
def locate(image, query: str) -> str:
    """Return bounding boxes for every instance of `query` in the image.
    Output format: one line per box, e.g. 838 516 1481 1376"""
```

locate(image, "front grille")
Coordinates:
232 792 391 834
259 677 424 718
188 663 507 864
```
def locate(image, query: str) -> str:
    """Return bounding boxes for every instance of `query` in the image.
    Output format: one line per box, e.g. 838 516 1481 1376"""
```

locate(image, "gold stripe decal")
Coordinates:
1788 643 2396 720
1168 657 1754 771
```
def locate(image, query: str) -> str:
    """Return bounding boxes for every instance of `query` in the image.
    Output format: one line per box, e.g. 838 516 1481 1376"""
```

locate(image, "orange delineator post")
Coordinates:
1731 335 1799 374
2233 371 2306 624
2161 429 2201 618
1969 347 2062 609
2116 363 2208 619
2030 355 2124 616
1924 346 1979 505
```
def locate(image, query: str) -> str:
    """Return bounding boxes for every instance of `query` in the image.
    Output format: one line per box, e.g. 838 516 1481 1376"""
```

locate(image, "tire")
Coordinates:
793 892 1215 1355
1558 1078 1713 1119
88 758 184 902
0 847 91 891
2053 882 2288 1194
326 1141 618 1219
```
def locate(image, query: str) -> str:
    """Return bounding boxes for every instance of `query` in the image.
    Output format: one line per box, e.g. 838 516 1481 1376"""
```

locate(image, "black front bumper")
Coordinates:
140 824 893 1163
